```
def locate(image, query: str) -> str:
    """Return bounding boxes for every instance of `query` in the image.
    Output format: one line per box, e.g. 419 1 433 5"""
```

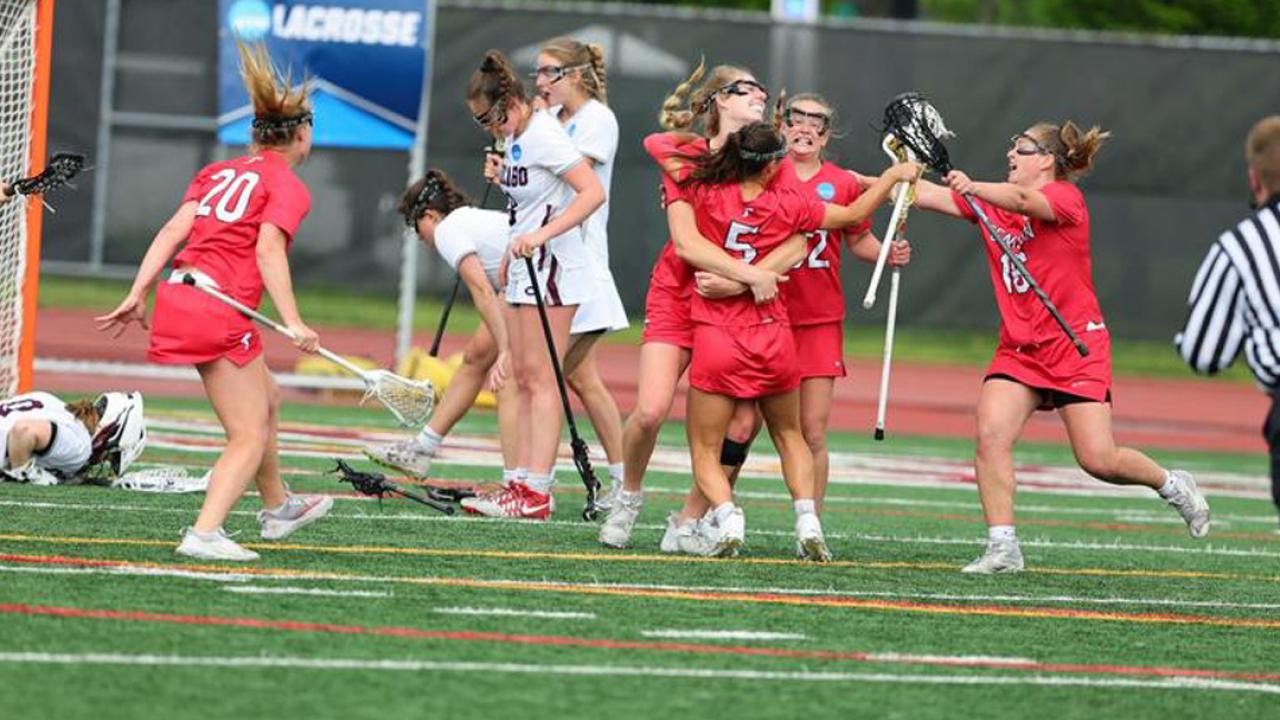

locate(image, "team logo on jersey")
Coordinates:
567 124 577 137
816 182 835 200
240 333 253 351
511 144 523 161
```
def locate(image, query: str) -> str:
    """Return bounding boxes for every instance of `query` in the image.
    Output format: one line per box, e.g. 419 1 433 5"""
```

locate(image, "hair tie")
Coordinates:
252 111 313 132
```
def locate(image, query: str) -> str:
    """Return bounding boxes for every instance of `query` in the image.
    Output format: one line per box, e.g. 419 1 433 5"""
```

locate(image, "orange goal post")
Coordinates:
4 0 53 397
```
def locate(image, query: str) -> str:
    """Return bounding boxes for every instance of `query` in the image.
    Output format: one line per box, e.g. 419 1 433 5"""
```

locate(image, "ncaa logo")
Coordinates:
511 144 523 161
227 0 271 41
567 124 577 137
816 182 835 200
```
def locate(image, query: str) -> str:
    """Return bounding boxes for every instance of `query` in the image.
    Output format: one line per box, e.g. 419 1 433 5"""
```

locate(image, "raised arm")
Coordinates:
820 162 921 229
945 170 1056 221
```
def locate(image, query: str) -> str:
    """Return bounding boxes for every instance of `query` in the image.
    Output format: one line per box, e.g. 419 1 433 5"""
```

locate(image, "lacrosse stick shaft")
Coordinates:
521 255 598 515
874 266 901 441
962 196 1089 357
428 159 499 358
862 181 911 309
181 275 371 377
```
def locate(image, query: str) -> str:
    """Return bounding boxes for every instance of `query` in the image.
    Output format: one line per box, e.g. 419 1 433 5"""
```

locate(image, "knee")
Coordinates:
801 420 827 454
266 384 282 420
463 341 497 368
1075 447 1120 481
974 423 1014 461
628 403 667 435
725 413 759 444
566 364 591 397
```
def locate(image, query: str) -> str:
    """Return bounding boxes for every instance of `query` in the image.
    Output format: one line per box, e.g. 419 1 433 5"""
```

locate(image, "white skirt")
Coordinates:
571 269 630 334
505 243 593 307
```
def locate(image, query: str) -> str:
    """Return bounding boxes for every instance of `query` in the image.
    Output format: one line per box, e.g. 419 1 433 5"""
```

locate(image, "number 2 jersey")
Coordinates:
784 163 871 326
0 392 92 479
173 150 311 308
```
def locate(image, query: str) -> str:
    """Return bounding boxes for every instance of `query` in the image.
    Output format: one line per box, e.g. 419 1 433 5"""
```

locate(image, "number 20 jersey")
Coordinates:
173 150 311 308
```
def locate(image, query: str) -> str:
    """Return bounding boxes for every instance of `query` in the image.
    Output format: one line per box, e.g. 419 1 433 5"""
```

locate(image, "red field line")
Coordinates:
2 601 1277 684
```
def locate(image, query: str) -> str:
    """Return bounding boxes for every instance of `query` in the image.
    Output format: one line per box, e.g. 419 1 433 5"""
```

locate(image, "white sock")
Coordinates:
608 462 624 483
192 527 225 540
712 501 736 525
525 472 554 494
502 468 521 485
793 499 816 517
1156 470 1180 499
988 525 1017 542
415 427 443 454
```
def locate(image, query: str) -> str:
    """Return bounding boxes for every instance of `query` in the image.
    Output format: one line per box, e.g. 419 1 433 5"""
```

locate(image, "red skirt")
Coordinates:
690 321 799 399
148 280 262 367
641 280 694 349
986 330 1112 409
791 321 846 379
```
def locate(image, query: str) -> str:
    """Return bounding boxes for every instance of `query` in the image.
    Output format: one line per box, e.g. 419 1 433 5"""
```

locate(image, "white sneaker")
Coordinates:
176 527 259 562
363 437 434 477
598 490 642 548
1163 470 1211 538
259 494 334 540
673 516 718 557
595 480 619 512
961 539 1024 574
659 512 682 553
795 513 833 562
711 507 745 558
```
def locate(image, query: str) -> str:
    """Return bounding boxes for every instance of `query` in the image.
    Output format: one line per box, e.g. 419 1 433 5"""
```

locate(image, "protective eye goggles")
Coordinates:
717 79 769 101
529 63 590 84
784 107 831 133
1009 133 1052 156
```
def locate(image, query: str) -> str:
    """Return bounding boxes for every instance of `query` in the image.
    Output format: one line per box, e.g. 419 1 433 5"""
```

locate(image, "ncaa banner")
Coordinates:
218 0 431 149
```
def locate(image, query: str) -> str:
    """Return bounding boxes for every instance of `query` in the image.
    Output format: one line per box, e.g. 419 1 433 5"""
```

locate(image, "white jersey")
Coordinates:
433 207 509 291
0 392 93 479
556 100 629 334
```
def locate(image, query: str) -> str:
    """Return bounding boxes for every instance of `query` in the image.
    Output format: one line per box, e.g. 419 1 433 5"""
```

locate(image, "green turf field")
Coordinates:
1 397 1277 719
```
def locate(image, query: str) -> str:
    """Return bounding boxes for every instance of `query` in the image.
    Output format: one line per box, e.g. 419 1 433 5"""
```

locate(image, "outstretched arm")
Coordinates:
95 201 198 337
821 162 921 229
945 171 1055 221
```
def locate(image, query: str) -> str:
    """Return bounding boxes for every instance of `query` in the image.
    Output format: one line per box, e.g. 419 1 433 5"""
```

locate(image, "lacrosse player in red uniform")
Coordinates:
910 121 1210 573
600 61 786 550
461 50 605 519
97 44 331 561
669 121 918 558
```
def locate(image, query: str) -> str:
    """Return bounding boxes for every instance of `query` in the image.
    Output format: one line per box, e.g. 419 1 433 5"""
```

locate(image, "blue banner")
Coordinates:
217 0 431 150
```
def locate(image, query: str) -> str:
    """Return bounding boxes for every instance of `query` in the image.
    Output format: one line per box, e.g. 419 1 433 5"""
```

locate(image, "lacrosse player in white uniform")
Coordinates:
0 391 143 485
532 37 629 507
463 50 604 519
362 168 524 484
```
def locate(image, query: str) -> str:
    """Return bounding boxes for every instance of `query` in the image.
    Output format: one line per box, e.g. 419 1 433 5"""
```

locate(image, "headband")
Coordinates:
252 111 313 132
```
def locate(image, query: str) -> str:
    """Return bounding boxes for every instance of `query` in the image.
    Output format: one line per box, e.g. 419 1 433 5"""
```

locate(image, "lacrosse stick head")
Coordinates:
362 370 435 427
13 152 87 196
881 93 955 175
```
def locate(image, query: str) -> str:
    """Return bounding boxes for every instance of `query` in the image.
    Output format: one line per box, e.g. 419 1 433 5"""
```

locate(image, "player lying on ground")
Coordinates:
663 120 920 558
97 43 332 562
905 121 1210 573
0 391 144 486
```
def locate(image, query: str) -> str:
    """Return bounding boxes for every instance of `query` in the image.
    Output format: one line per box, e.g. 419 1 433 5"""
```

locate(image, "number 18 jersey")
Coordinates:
173 150 311 308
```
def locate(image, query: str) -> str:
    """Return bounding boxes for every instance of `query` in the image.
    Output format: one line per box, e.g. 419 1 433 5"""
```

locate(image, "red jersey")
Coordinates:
684 180 825 326
953 181 1105 349
784 162 870 325
173 150 310 308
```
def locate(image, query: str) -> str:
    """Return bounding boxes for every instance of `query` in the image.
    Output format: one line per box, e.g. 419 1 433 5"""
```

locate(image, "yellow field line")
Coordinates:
1 533 1277 584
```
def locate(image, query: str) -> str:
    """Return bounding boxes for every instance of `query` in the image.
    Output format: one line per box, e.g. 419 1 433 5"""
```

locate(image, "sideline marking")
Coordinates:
223 586 391 599
641 629 807 641
432 607 595 620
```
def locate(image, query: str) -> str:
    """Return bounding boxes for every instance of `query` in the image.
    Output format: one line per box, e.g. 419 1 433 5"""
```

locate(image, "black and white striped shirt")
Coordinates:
1176 197 1280 388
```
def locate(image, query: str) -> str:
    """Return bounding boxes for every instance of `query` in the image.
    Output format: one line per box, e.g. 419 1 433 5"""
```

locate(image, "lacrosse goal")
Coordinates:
0 0 53 397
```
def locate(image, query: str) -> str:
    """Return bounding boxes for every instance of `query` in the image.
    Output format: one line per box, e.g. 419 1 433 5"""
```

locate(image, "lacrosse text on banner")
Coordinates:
217 0 432 149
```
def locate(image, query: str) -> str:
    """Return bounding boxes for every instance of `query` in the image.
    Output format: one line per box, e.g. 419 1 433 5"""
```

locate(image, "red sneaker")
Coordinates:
460 482 552 520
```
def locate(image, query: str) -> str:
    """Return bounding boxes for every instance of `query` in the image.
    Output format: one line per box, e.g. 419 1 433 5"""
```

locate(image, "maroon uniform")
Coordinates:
149 150 311 366
785 163 871 379
953 181 1112 404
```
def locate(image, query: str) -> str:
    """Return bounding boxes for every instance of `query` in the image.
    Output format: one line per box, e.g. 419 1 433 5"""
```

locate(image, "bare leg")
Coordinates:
566 335 625 465
515 304 576 475
973 379 1041 527
426 325 497 438
1058 402 1165 489
193 356 272 532
798 377 834 512
252 366 288 510
759 389 814 502
685 388 736 506
504 303 533 470
620 342 690 492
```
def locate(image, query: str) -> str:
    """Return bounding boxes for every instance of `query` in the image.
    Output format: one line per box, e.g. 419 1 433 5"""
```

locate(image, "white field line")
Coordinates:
143 415 1273 501
432 607 595 620
641 629 807 641
222 586 391 599
864 653 1037 665
1 653 1277 695
4 498 1277 558
6 562 1280 612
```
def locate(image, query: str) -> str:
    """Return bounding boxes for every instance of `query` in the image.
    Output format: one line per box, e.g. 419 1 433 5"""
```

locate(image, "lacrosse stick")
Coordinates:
181 274 435 426
332 459 454 514
874 137 917 441
862 136 916 310
4 152 87 198
881 93 1089 357
522 255 600 521
428 142 504 357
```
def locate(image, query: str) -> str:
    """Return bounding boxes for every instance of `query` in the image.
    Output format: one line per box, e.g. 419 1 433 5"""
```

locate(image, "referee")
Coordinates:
1176 115 1280 529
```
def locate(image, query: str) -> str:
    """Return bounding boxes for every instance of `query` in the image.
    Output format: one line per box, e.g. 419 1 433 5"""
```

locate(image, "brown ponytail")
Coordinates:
1030 120 1111 181
65 399 100 435
683 121 785 186
399 168 472 226
540 37 608 104
467 50 526 118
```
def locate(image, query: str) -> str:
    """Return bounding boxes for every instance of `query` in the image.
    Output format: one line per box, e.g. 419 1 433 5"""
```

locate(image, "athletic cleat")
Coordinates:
176 527 259 562
1164 469 1211 538
595 480 619 512
711 507 746 558
259 494 334 540
598 490 642 548
459 482 552 520
659 512 682 553
961 539 1024 574
362 437 434 477
795 513 833 562
675 516 720 557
